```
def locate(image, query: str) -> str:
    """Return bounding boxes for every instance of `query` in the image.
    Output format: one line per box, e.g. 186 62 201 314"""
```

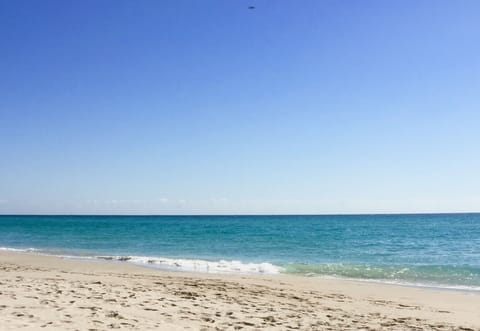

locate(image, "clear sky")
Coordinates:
1 0 479 215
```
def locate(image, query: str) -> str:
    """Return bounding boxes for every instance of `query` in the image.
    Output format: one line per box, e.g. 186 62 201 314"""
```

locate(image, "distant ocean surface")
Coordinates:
1 214 480 291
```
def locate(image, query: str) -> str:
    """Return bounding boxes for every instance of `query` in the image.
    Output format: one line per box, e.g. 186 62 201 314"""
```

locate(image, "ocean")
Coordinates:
1 214 479 291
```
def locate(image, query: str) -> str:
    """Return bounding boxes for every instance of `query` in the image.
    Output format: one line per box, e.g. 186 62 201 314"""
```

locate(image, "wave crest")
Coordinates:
96 255 282 274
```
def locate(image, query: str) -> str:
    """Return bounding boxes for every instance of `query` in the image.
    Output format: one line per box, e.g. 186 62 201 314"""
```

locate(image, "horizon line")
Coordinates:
1 211 479 217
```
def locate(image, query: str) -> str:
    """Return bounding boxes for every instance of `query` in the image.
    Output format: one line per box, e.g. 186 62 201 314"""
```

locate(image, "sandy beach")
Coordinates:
0 251 479 331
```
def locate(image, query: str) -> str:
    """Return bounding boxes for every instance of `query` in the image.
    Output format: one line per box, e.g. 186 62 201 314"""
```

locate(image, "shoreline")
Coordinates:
1 251 479 330
2 246 479 294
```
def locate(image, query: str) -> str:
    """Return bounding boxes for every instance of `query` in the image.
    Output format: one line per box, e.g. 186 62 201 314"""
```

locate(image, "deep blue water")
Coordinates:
1 214 480 290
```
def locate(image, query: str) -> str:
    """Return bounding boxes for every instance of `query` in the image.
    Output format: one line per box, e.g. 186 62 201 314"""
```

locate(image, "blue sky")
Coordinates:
1 0 479 214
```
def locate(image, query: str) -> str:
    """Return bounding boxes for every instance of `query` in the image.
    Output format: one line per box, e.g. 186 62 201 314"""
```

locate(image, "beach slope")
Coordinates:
0 251 479 330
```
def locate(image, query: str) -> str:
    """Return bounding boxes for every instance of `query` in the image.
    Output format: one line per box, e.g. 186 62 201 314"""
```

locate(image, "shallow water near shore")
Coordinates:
1 214 479 290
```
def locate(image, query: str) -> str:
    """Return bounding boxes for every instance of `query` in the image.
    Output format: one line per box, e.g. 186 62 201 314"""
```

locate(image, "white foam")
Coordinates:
97 255 283 275
0 247 38 252
0 246 281 275
314 274 480 292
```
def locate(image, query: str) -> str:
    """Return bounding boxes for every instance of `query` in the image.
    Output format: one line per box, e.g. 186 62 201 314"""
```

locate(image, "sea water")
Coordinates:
1 214 479 291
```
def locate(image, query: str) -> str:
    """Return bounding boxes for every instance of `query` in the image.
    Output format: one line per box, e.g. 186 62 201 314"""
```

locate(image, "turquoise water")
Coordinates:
1 214 480 290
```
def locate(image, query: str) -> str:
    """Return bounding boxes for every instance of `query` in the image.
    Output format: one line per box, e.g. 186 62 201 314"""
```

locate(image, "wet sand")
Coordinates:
0 251 479 330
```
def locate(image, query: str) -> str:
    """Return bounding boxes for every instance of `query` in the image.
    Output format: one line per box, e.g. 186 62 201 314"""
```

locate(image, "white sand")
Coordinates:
0 251 479 330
